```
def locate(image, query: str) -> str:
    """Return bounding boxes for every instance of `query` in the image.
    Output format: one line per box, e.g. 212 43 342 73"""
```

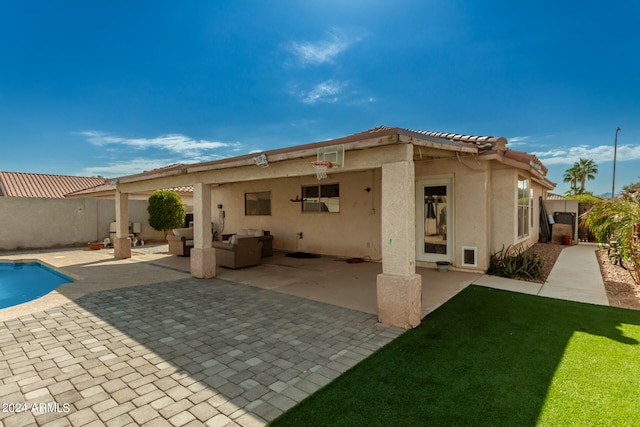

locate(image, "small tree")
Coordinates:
147 190 186 239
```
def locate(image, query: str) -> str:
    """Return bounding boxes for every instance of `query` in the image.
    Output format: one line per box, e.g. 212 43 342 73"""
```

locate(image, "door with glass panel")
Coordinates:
416 179 452 263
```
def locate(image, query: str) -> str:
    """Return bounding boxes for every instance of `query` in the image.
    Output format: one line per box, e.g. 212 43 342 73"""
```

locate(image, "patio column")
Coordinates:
377 145 422 329
190 182 216 278
114 189 131 259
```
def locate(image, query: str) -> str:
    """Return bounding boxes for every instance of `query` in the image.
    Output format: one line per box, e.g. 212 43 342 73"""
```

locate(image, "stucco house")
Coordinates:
111 126 556 328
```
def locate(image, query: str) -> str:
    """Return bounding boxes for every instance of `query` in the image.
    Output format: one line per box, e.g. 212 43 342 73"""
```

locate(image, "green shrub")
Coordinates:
582 194 640 286
147 190 186 239
488 245 544 281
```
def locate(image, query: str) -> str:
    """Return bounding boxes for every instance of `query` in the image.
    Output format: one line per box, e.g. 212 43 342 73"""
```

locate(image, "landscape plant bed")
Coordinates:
271 286 640 426
528 243 565 283
597 250 640 310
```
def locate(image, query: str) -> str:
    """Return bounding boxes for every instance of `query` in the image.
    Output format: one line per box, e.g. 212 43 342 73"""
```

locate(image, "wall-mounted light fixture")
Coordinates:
253 153 268 168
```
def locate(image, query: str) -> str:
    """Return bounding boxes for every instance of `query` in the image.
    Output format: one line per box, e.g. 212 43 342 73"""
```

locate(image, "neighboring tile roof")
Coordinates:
64 183 117 197
0 172 106 198
545 192 566 200
167 186 194 193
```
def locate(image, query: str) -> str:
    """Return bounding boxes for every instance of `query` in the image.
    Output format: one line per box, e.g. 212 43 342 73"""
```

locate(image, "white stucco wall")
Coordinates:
415 156 491 270
489 166 549 255
195 152 547 270
210 170 382 259
490 167 518 253
0 198 164 251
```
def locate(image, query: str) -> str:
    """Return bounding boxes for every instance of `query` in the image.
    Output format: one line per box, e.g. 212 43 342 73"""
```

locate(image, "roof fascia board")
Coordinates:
485 152 555 189
399 133 479 154
117 165 187 184
531 176 556 190
189 133 400 173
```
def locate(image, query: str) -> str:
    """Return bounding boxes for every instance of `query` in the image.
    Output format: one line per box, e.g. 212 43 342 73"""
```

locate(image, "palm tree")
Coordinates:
576 158 598 192
583 193 640 285
563 164 580 195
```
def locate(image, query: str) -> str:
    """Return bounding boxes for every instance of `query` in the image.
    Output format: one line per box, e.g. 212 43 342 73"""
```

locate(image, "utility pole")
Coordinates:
612 127 621 199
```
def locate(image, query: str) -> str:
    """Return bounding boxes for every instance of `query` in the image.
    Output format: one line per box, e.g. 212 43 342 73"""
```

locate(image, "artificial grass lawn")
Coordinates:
271 286 640 426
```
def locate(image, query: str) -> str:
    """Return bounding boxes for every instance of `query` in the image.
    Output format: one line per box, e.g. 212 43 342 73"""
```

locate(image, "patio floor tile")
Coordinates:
0 278 403 426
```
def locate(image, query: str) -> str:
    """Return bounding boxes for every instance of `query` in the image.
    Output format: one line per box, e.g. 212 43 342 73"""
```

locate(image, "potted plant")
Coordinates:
436 261 450 272
88 241 104 250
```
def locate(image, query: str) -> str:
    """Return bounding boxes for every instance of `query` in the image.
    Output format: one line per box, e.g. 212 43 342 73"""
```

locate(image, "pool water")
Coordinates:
0 262 73 309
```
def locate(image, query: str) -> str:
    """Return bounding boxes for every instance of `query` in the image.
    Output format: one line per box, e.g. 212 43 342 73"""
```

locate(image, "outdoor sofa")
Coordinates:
221 229 273 257
212 235 263 269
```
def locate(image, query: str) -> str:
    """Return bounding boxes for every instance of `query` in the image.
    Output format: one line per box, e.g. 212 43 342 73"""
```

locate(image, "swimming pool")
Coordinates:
0 261 73 309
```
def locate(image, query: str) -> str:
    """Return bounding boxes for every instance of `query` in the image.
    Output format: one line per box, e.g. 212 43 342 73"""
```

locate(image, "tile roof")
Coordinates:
545 192 566 200
115 125 553 190
0 172 106 198
357 126 507 151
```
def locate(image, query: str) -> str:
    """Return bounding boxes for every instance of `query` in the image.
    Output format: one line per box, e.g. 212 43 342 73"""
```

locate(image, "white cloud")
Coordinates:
78 158 176 178
77 131 234 158
508 136 531 146
532 144 640 165
299 80 346 104
75 131 247 177
286 31 357 66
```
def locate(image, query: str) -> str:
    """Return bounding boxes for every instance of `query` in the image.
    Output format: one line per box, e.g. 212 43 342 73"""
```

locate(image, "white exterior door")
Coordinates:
416 178 453 263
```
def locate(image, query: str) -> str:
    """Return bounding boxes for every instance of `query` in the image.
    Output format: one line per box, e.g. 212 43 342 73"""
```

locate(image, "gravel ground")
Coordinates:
530 243 565 283
531 243 640 309
596 250 640 309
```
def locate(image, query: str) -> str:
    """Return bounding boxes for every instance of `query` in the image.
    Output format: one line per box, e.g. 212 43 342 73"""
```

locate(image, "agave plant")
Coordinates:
488 245 544 281
582 194 640 285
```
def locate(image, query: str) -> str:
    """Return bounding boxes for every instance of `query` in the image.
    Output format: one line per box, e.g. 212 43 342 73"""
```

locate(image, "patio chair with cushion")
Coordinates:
212 235 263 269
167 227 194 257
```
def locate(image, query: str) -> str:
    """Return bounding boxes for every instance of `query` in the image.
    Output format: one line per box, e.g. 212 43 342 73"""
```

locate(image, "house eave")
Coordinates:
113 126 538 186
117 164 188 184
481 152 555 189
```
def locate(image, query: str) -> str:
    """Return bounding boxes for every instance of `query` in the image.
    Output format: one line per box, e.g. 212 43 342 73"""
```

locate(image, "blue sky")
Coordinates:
1 1 639 196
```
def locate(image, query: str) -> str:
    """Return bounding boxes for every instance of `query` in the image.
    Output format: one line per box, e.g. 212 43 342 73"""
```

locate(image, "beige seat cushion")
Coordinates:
172 228 193 239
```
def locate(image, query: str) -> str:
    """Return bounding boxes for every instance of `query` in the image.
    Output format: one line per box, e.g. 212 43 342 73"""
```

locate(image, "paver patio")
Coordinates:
1 276 403 426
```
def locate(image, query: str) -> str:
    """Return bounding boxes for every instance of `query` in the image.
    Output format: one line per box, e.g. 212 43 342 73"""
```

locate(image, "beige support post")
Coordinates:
114 190 132 259
190 182 216 278
377 145 422 329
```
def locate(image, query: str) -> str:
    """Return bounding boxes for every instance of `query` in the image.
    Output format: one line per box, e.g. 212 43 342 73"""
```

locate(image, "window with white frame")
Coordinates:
517 176 530 239
302 183 340 212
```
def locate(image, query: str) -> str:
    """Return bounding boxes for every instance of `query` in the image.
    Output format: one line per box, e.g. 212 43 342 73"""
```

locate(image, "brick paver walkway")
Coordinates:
0 278 403 426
